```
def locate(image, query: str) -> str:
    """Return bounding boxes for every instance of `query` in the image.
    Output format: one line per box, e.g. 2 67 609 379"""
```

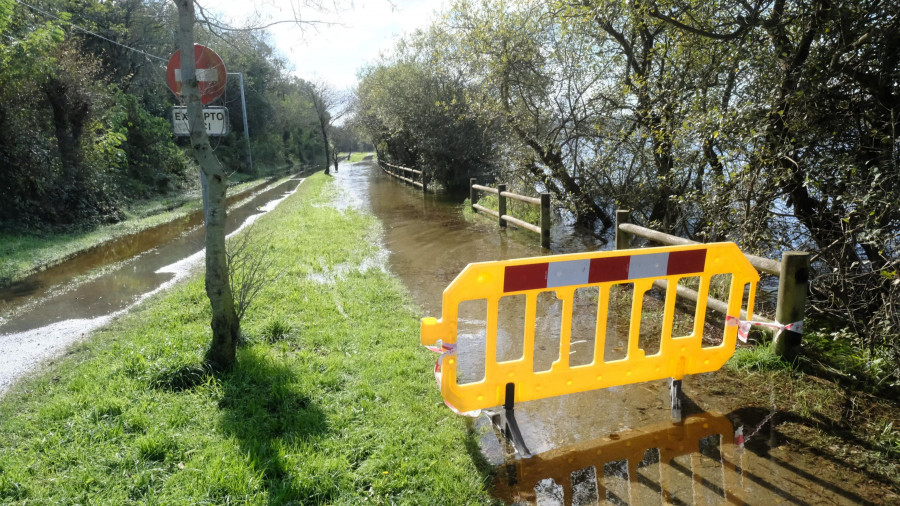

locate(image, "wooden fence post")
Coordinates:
540 193 551 249
616 210 632 250
470 178 477 210
773 251 810 359
498 183 507 228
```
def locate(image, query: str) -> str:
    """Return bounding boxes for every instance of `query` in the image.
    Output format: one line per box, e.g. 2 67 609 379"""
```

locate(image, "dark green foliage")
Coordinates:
107 89 190 198
356 59 499 192
0 0 327 232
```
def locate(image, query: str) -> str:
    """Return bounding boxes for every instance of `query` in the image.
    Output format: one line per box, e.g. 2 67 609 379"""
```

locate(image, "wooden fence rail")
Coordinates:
615 210 809 357
470 178 551 248
379 161 426 191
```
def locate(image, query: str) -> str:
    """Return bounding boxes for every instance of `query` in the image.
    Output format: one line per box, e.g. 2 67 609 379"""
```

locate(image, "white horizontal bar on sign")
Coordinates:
173 68 220 83
502 214 540 234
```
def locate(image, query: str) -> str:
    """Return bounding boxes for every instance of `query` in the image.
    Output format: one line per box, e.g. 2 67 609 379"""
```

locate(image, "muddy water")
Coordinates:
339 164 682 449
0 177 302 393
337 162 891 505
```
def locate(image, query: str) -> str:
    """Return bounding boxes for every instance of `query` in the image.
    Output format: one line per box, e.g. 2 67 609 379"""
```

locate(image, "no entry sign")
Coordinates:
166 44 227 105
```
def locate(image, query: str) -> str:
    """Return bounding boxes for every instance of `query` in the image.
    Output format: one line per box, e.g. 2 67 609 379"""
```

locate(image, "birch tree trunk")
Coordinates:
175 0 239 370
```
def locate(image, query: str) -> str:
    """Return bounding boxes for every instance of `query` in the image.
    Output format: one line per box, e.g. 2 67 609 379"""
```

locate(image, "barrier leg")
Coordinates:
492 383 532 457
670 378 682 422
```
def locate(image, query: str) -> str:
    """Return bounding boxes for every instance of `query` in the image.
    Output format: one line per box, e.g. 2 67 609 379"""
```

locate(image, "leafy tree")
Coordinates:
354 29 499 192
305 79 347 175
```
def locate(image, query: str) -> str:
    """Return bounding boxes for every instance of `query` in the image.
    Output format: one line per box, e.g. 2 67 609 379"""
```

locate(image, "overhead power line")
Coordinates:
11 0 310 114
13 0 167 62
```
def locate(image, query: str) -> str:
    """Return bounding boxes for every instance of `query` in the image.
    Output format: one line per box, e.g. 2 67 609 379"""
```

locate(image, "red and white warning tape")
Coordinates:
426 343 481 417
725 316 803 343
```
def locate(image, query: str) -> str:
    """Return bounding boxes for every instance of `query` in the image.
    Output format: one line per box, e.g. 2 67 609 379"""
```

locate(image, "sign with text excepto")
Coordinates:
171 107 230 136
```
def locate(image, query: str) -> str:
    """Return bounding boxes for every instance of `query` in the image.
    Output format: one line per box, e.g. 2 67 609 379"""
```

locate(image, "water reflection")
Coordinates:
493 409 876 505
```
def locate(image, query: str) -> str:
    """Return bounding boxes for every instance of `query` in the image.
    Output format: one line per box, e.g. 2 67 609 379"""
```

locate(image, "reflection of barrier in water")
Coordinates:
493 412 740 505
493 408 882 505
422 243 759 455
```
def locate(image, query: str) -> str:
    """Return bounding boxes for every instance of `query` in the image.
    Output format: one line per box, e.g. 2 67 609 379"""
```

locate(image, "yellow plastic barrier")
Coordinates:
421 243 759 413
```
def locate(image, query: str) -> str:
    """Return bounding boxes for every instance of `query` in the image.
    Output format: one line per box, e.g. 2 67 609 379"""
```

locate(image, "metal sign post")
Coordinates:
228 72 253 172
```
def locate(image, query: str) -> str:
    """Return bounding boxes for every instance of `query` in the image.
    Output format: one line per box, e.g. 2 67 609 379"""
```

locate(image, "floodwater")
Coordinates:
337 162 893 505
0 176 303 394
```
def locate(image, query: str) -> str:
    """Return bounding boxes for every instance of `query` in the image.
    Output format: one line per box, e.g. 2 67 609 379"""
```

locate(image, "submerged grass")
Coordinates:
468 193 542 226
0 177 275 288
0 172 494 504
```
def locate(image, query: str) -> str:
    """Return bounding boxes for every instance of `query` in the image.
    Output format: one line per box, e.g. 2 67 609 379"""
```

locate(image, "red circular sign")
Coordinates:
166 44 227 105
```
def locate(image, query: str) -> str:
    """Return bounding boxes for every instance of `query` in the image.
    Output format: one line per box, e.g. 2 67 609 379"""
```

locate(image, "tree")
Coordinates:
174 0 239 371
640 0 900 360
305 80 347 175
444 0 616 229
355 47 498 191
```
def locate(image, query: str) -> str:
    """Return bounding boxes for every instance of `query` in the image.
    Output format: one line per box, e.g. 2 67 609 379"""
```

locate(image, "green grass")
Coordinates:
718 351 900 485
726 344 792 372
798 330 900 397
0 177 275 288
0 173 494 504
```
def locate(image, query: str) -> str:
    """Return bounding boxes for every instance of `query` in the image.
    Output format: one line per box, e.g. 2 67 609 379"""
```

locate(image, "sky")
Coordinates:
206 0 444 90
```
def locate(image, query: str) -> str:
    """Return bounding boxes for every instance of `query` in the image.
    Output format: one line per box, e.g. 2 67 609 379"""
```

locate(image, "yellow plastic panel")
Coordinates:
420 243 759 412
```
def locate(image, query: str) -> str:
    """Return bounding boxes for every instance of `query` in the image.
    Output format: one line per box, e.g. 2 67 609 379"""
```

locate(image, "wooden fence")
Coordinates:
470 179 551 249
379 161 426 191
615 210 810 357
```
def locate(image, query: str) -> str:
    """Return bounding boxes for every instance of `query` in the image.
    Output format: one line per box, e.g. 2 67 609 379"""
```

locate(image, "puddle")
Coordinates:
0 177 304 394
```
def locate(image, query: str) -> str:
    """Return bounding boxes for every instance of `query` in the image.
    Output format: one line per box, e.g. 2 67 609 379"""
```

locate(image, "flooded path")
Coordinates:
0 176 303 394
337 162 894 505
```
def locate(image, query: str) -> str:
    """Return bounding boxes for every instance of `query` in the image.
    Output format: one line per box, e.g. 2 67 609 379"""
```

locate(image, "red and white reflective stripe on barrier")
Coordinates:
503 249 708 293
725 316 804 343
426 343 481 417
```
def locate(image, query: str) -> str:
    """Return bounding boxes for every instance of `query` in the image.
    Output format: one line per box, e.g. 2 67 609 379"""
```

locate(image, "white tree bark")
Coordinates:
175 0 239 370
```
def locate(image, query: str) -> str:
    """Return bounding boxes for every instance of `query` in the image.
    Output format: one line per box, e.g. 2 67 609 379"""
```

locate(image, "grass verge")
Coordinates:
0 173 494 504
339 152 376 163
0 175 280 288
